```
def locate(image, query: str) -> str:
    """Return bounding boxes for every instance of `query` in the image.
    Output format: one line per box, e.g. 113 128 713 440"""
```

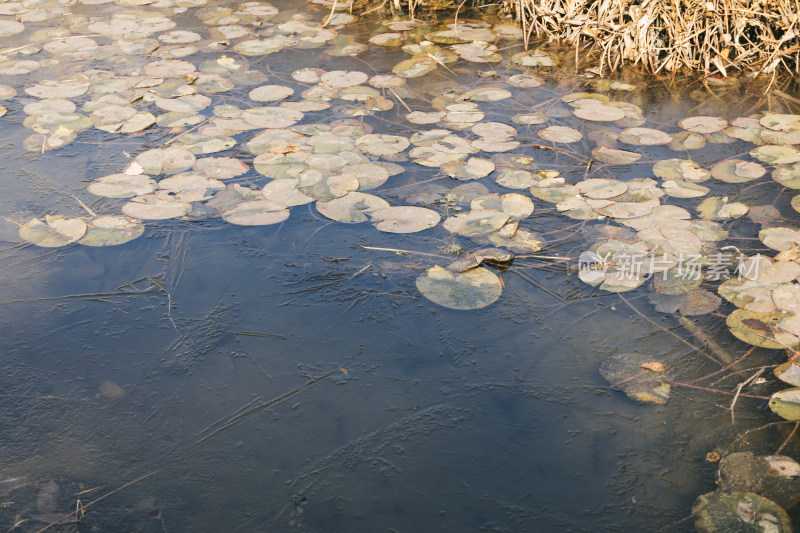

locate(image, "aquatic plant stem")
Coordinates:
35 471 157 532
775 422 800 454
618 294 724 366
730 367 765 427
667 380 769 400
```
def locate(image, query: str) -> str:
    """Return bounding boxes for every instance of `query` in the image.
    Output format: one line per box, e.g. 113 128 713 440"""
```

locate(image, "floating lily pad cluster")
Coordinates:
5 0 800 322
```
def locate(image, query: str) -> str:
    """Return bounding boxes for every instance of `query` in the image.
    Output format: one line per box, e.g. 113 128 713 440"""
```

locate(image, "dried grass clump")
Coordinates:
512 0 800 76
366 0 800 75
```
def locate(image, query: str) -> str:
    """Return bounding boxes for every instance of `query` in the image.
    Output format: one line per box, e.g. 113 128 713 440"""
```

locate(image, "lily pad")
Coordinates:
135 148 196 175
573 103 626 122
443 209 510 236
592 146 641 165
122 194 191 220
772 163 800 188
692 491 791 533
711 159 766 183
653 159 710 182
78 216 144 247
355 134 409 155
416 265 502 310
619 127 673 146
662 179 710 198
718 452 800 510
392 57 437 78
538 125 582 143
371 206 440 233
442 157 495 180
221 200 290 226
775 362 800 387
19 215 87 247
751 145 800 165
249 85 295 102
316 192 390 223
87 173 157 198
576 178 627 199
770 388 800 421
726 309 800 349
678 115 727 133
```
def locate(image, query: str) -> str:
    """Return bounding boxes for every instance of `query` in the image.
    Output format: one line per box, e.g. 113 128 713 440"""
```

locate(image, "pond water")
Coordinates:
2 0 800 531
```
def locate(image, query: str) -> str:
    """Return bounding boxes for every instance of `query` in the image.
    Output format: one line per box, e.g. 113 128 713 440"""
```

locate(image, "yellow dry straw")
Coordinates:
357 0 800 75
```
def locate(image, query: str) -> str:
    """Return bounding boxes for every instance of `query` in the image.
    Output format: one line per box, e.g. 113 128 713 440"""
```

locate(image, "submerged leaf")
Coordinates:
599 352 670 404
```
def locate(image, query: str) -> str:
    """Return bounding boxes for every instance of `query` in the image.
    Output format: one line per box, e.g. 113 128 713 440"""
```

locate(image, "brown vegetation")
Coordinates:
359 0 800 76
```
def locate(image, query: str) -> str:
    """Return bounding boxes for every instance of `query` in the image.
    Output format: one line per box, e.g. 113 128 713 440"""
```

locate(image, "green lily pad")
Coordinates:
727 309 800 349
693 491 791 533
718 452 800 510
19 215 87 247
599 352 670 404
416 265 502 310
770 388 800 421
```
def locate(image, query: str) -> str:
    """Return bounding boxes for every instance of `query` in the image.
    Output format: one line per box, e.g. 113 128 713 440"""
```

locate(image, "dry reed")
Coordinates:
359 0 800 76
